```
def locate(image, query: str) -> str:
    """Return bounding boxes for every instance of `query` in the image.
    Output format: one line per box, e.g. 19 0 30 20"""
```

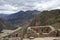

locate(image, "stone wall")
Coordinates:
2 26 60 39
26 26 60 37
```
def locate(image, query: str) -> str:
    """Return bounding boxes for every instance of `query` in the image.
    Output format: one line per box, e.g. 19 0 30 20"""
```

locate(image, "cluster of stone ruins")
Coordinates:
1 26 60 40
11 26 60 37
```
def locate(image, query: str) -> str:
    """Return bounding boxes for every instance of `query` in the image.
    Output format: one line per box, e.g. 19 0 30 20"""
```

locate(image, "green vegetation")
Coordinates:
30 9 60 29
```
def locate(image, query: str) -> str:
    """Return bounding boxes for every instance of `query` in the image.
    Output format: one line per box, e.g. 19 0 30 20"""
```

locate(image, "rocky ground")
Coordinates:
8 37 60 40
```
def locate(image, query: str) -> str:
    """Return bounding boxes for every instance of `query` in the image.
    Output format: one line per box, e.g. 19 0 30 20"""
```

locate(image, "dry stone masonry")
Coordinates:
1 26 60 40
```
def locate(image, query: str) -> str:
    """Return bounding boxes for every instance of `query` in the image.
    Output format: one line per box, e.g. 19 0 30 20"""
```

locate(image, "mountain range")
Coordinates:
0 9 60 32
0 10 40 32
7 10 40 26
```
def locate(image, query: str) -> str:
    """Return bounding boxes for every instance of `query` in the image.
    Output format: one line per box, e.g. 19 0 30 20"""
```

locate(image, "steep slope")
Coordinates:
0 19 17 30
30 9 60 29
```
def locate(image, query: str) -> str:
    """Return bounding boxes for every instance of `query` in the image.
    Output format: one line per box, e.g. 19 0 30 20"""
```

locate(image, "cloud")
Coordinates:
34 0 60 10
0 4 18 11
0 11 17 14
0 4 19 14
0 0 60 14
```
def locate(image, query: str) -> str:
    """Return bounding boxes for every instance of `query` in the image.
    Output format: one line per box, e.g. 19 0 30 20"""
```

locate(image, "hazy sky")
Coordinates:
0 0 60 14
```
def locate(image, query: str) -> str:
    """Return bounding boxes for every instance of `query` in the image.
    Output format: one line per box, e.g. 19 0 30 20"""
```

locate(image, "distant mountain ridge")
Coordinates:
0 10 40 27
7 10 40 26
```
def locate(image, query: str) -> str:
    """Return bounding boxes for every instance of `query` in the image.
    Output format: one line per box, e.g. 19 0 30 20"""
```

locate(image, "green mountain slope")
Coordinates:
30 9 60 29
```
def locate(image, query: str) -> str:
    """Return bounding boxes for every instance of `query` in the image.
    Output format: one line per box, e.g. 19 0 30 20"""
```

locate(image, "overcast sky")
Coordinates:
0 0 60 14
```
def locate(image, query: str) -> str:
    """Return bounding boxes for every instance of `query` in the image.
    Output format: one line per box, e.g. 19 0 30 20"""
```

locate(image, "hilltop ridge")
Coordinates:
30 9 60 29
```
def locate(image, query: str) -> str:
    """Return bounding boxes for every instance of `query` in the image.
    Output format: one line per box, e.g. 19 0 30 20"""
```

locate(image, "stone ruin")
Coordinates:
1 26 60 40
24 26 60 38
2 26 60 38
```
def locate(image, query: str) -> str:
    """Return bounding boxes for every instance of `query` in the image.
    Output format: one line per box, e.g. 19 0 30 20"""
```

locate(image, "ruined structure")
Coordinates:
25 26 56 37
1 26 60 40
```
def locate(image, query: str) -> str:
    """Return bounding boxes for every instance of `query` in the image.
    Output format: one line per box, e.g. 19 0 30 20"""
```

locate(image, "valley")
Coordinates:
0 9 60 40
